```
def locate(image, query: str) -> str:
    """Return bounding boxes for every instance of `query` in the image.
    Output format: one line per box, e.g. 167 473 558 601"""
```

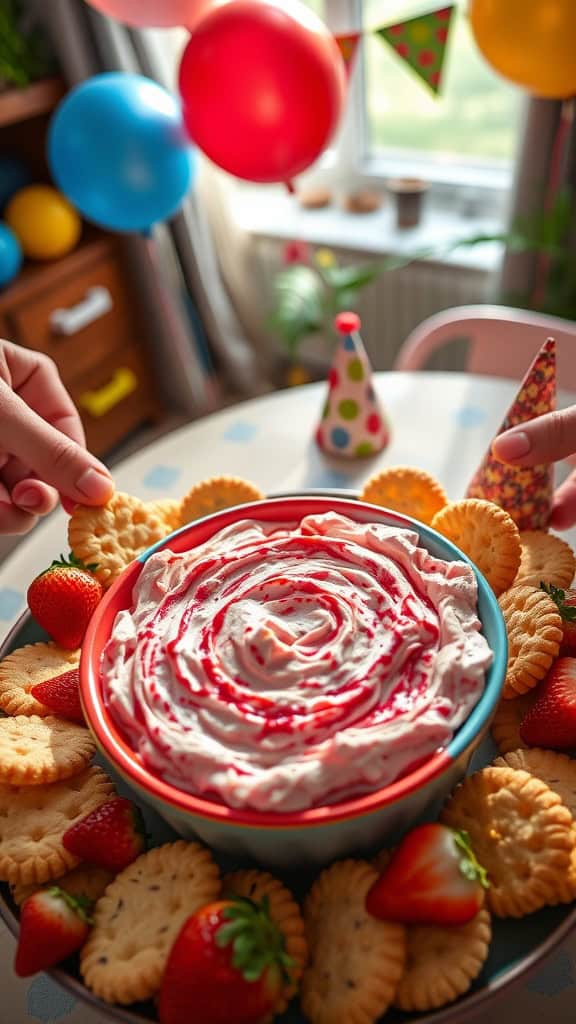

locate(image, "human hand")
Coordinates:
491 406 576 530
0 340 114 535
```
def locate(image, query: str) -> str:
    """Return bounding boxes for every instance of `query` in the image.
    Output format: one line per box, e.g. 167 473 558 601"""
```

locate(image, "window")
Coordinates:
313 0 524 202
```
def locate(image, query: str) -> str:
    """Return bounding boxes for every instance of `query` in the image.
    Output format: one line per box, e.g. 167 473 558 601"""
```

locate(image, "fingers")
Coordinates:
492 406 576 467
550 470 576 530
0 478 38 535
11 479 59 517
0 379 113 506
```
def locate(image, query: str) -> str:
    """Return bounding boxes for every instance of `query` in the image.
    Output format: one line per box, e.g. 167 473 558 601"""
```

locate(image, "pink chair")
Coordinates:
394 304 576 391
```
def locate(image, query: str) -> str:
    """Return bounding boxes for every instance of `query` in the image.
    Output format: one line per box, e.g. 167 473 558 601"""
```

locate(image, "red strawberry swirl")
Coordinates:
103 513 492 812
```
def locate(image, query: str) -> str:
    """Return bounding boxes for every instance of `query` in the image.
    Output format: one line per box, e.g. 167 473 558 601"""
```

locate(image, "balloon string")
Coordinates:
285 180 296 195
530 96 575 309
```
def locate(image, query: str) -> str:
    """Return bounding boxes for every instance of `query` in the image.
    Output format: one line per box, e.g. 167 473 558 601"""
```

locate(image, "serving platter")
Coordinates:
1 494 576 1024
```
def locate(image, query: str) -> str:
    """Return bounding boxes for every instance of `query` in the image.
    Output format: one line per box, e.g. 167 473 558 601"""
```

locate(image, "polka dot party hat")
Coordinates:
315 312 390 458
466 336 556 530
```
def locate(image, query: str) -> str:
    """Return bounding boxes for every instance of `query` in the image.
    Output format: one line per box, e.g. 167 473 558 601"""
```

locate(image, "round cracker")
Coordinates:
180 476 264 525
393 908 491 1012
490 690 537 754
360 466 447 525
0 715 95 785
498 585 562 698
81 840 221 1005
224 869 307 1014
11 863 114 908
68 492 167 589
0 642 80 717
515 531 576 590
0 765 115 886
441 766 574 918
431 499 521 596
145 498 182 535
301 859 405 1024
493 748 576 818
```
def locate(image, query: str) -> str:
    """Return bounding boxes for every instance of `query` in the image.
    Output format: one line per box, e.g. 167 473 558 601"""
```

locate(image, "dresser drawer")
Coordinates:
69 344 161 457
7 256 138 383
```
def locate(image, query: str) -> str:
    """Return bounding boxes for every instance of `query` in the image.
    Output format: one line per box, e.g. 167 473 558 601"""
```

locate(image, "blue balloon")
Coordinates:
48 72 196 233
0 222 22 287
0 156 33 212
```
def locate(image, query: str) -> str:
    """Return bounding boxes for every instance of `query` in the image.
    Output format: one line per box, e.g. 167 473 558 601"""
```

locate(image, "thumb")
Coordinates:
492 407 576 467
0 383 114 505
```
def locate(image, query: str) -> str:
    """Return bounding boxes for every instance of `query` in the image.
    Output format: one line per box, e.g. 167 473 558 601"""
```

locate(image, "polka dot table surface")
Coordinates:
1 371 575 1024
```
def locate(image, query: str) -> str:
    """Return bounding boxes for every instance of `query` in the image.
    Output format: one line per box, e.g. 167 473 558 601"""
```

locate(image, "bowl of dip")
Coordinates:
80 495 507 867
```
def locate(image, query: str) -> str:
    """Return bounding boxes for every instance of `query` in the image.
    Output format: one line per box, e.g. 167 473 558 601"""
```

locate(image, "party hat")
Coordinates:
315 312 390 458
466 337 556 530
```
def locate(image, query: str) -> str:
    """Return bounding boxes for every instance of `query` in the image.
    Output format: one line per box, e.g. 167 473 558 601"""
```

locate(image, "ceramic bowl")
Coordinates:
80 495 507 867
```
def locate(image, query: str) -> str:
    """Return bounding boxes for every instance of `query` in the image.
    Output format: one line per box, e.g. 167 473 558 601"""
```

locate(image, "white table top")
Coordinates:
1 371 575 1023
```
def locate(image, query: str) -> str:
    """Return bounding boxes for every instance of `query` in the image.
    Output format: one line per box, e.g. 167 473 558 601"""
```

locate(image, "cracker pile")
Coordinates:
0 467 575 1023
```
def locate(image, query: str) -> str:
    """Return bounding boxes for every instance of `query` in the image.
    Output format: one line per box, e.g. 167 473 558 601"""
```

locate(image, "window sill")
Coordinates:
232 184 505 274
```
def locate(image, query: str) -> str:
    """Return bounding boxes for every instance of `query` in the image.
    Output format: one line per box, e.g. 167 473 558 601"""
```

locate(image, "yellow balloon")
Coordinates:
6 185 81 261
470 0 576 99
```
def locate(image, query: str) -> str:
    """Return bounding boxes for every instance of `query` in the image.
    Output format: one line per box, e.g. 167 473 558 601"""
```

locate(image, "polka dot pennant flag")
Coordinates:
466 337 556 531
334 32 361 78
375 5 455 96
316 312 390 459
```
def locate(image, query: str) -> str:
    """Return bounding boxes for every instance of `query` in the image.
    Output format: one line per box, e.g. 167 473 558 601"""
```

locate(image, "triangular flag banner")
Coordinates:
335 32 361 76
316 312 390 459
375 5 455 96
466 337 556 531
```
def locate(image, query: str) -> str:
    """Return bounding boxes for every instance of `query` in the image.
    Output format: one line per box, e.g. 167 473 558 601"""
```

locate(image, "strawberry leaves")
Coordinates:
540 582 576 622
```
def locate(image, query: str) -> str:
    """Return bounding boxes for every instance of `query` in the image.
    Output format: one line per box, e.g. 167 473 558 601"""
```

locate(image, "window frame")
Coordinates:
320 0 525 205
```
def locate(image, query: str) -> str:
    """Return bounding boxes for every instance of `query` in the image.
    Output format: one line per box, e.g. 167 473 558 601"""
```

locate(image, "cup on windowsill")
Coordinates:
386 178 430 229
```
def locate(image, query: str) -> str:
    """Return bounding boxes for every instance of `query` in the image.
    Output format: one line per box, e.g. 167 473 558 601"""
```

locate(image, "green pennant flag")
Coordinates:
375 5 455 96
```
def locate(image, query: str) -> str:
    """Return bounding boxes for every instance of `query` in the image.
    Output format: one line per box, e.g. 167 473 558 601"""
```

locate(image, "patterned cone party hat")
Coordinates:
466 336 556 530
315 312 390 458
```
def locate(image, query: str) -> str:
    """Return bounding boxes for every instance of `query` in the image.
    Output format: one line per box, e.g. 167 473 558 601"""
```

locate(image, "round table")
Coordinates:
1 371 575 1024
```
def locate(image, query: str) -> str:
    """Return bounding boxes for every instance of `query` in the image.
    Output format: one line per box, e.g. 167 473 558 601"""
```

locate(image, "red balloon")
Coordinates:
178 0 346 184
84 0 213 28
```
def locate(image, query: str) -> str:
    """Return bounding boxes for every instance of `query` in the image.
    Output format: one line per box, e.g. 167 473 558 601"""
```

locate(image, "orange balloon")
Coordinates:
470 0 576 99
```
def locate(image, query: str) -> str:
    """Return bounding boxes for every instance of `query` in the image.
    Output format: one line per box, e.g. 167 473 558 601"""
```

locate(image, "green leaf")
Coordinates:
452 829 490 890
319 262 384 292
540 581 576 621
269 265 325 351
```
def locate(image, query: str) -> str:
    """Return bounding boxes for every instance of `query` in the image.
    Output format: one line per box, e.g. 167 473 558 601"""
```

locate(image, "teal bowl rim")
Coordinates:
80 494 507 828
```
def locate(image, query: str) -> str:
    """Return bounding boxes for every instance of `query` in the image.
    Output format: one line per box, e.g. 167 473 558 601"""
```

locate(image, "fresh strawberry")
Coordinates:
27 553 103 650
30 668 84 724
62 797 146 872
540 583 576 653
158 896 292 1024
366 824 489 926
519 656 576 749
15 886 92 977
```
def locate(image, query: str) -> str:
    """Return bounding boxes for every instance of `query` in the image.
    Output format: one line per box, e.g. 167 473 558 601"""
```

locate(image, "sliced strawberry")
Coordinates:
540 583 576 653
366 823 488 926
62 797 146 872
519 657 576 749
15 886 92 977
30 668 84 724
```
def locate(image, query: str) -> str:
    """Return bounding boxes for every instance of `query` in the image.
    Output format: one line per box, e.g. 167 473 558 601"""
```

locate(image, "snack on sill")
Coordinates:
297 185 332 209
431 499 521 597
360 465 448 525
498 584 562 698
0 641 80 717
0 715 95 785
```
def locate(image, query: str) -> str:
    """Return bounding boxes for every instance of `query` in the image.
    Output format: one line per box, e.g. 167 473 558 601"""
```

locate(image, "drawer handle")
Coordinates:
79 367 138 418
50 286 113 336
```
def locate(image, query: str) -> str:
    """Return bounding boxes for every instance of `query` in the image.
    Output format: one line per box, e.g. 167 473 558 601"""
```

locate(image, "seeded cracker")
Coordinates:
301 859 405 1024
81 841 220 1005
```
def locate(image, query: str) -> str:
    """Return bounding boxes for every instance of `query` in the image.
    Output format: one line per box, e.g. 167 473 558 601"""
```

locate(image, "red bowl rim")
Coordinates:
81 495 488 828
